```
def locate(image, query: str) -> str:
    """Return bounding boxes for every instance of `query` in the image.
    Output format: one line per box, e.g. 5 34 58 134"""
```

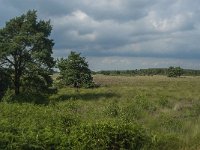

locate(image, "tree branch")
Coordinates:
3 56 15 66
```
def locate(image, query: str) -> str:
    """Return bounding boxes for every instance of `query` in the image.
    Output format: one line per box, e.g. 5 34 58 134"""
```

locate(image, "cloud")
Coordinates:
0 0 200 70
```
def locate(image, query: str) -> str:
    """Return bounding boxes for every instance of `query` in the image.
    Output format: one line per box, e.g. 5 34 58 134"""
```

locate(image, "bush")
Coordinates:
68 123 153 149
2 88 14 103
12 92 49 104
0 102 181 150
1 88 51 104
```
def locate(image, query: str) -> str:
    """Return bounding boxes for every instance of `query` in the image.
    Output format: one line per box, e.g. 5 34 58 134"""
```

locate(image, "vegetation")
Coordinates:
0 68 12 99
97 67 200 76
0 10 55 96
1 10 200 150
0 75 200 149
167 66 184 77
57 51 94 89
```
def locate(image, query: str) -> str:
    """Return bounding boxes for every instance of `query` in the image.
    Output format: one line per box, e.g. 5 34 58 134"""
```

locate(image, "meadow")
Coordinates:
1 75 200 149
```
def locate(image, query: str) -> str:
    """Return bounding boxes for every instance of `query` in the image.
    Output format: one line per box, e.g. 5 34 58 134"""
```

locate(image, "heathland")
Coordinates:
1 75 200 149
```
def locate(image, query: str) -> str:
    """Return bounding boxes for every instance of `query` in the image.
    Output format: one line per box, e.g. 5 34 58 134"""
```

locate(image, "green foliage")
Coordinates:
2 89 49 104
120 94 156 122
167 66 184 77
153 134 181 150
105 101 120 117
2 88 14 103
0 102 157 150
0 10 55 96
0 68 12 99
134 93 157 113
0 74 200 149
96 67 200 76
157 114 183 133
157 97 171 108
68 123 153 150
0 103 77 149
14 92 49 104
176 67 184 77
57 51 93 89
121 103 143 121
21 73 53 93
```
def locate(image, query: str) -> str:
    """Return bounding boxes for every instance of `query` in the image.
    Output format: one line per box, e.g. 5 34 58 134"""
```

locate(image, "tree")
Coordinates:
0 10 55 95
168 66 176 77
167 66 183 77
58 51 93 89
176 66 184 77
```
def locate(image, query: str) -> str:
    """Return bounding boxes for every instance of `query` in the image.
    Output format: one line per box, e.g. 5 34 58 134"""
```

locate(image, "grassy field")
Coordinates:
1 75 200 149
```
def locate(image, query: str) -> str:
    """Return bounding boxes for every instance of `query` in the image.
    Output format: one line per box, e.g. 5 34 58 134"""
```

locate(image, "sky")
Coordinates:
0 0 200 71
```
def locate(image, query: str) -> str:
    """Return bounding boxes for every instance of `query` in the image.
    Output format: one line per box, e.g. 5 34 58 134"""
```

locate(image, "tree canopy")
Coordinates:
0 10 55 95
58 51 93 89
168 66 184 77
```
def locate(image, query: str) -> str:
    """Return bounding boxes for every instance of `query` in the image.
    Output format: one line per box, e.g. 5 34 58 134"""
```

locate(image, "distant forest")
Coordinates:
95 68 200 76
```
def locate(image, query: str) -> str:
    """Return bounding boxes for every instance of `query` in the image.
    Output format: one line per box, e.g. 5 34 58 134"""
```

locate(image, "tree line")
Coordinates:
96 67 200 77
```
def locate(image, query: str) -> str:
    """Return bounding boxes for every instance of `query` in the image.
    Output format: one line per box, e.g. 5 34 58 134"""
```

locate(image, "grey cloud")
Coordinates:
0 0 200 70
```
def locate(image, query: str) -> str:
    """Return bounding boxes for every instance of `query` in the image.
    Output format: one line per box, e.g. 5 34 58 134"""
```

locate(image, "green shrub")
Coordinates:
0 102 183 150
68 123 153 150
1 89 50 104
13 92 49 104
104 102 120 117
0 69 12 99
2 88 14 103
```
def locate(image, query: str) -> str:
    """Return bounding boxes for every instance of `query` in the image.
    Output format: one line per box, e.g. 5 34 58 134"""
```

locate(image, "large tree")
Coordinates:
58 51 93 89
0 10 55 95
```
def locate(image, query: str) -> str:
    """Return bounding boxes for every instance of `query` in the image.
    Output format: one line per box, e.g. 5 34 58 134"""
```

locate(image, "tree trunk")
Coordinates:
14 74 20 95
13 52 22 96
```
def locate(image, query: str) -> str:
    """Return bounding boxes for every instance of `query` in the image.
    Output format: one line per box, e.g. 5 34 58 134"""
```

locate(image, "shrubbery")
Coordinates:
0 102 182 149
68 123 153 149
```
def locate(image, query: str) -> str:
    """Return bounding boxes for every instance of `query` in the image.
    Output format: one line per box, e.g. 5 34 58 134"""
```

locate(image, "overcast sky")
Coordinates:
0 0 200 70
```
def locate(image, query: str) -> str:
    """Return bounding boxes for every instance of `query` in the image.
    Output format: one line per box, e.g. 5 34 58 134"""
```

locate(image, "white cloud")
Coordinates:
149 11 194 32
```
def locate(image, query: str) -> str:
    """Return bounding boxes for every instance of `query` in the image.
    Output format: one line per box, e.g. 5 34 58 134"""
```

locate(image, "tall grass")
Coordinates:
1 75 200 149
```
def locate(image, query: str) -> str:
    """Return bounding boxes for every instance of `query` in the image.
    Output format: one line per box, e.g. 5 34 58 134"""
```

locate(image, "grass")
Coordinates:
52 75 200 148
1 75 200 149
